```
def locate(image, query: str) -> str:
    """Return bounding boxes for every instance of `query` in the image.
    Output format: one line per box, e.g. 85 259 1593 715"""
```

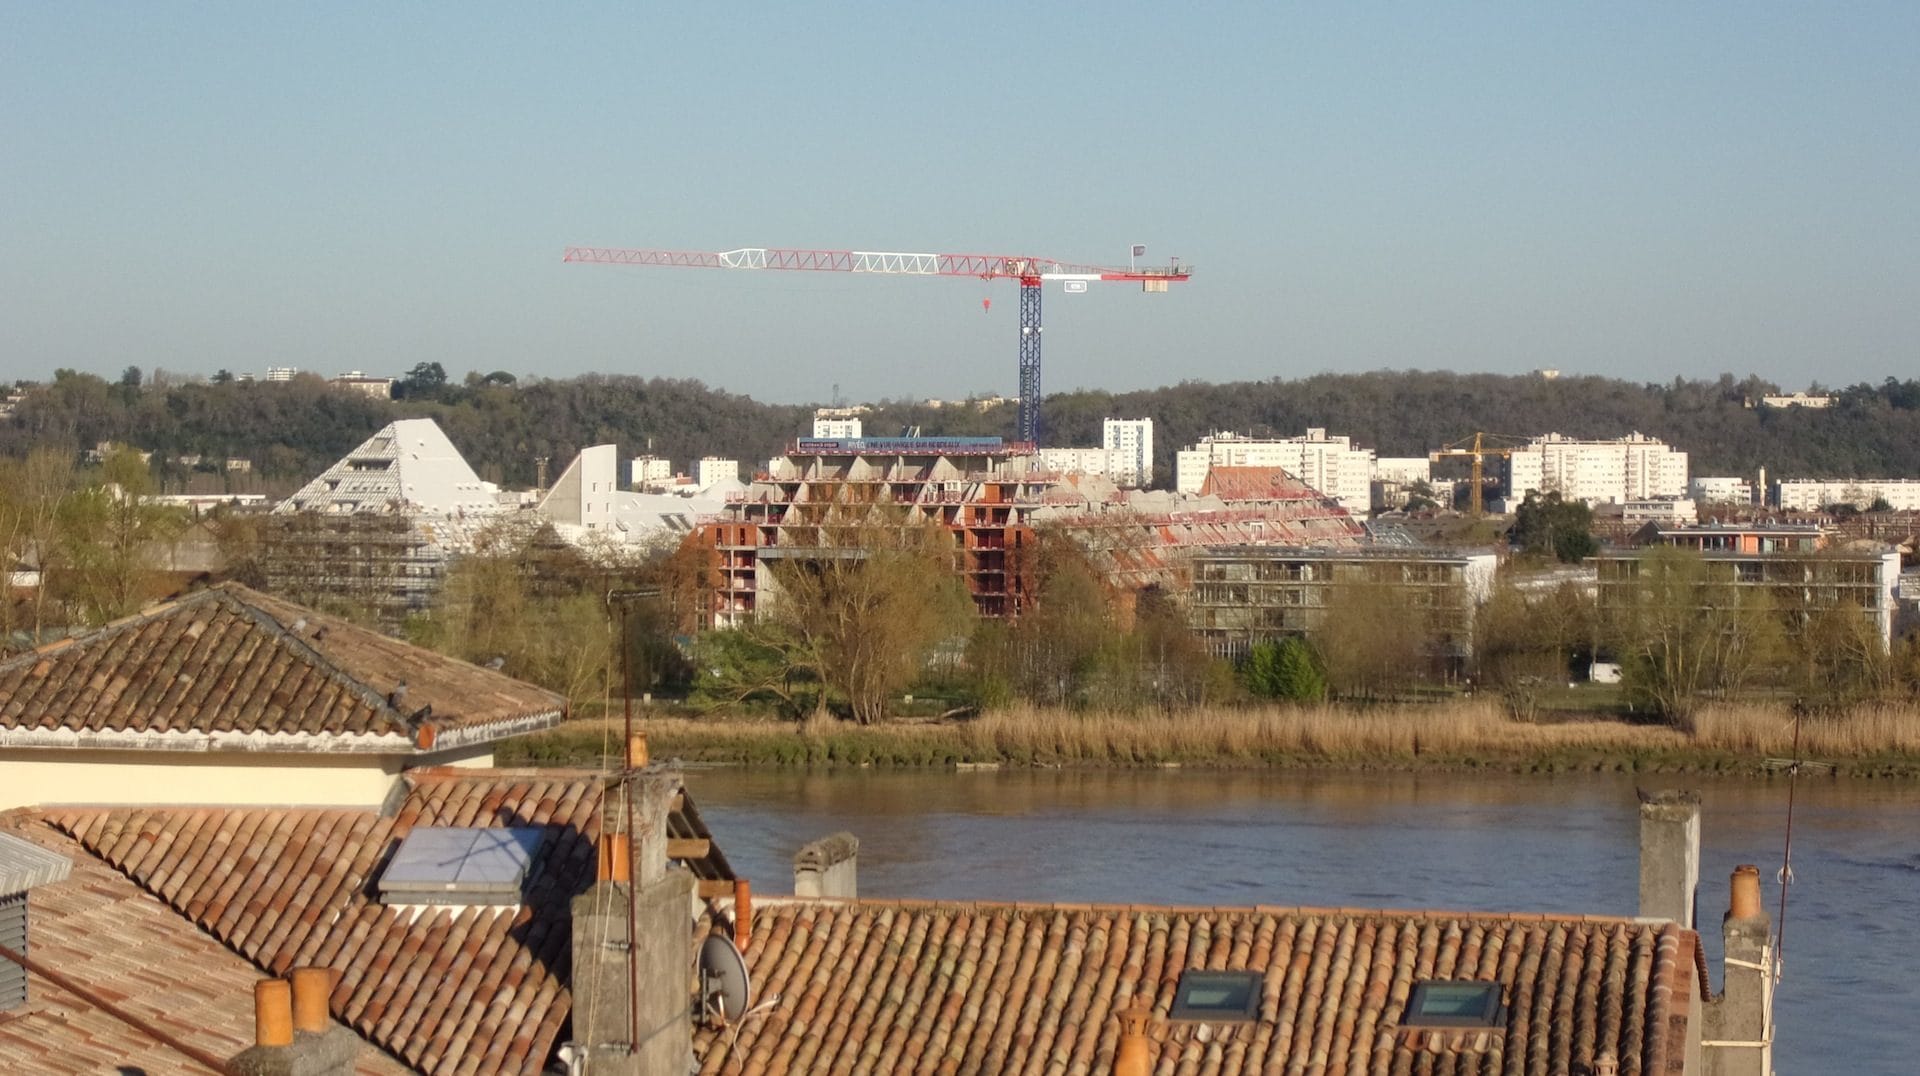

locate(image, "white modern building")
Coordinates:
1759 393 1832 409
1621 499 1699 526
1373 456 1444 511
1102 418 1153 488
1031 447 1113 478
1773 479 1920 512
264 366 298 383
330 370 395 399
695 457 740 491
812 415 863 439
539 444 734 551
1024 418 1155 489
1505 432 1688 505
1689 476 1756 505
631 455 673 489
277 418 502 517
1176 429 1374 513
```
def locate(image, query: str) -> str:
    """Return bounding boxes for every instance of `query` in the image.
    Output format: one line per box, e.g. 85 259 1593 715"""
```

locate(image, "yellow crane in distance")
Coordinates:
1429 433 1525 516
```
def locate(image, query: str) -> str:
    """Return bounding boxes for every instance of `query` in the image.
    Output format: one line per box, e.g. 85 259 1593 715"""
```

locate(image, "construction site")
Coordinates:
692 436 1365 627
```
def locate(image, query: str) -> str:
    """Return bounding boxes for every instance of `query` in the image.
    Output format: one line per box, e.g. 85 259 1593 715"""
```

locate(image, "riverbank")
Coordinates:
498 700 1920 777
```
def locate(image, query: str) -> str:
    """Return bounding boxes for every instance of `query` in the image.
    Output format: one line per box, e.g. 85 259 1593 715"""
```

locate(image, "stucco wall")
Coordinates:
0 742 495 810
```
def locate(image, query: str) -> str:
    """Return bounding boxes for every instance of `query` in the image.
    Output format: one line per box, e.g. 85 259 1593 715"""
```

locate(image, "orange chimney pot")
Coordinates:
289 966 331 1034
1114 1005 1152 1076
254 979 294 1048
733 878 753 953
1729 864 1763 920
596 833 631 883
627 731 649 770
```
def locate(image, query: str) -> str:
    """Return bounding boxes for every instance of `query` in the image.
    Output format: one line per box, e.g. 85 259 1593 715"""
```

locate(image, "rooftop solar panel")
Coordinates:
378 826 545 905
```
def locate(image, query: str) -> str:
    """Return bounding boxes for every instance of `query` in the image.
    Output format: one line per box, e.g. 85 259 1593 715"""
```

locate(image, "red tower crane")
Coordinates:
562 245 1193 444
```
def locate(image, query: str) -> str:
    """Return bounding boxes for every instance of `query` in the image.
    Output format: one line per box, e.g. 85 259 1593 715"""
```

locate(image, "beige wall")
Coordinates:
0 742 495 810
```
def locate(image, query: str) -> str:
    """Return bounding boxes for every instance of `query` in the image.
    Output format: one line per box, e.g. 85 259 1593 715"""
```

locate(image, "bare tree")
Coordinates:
763 516 973 724
1606 548 1778 732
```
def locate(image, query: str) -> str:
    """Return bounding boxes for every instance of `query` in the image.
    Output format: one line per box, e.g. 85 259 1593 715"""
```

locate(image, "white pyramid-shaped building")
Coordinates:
276 418 500 516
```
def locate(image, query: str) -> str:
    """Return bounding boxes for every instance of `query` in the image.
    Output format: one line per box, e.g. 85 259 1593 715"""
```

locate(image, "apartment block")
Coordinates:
1187 545 1497 666
1176 429 1374 513
1506 432 1688 505
1773 479 1920 511
1101 417 1154 488
1689 476 1755 505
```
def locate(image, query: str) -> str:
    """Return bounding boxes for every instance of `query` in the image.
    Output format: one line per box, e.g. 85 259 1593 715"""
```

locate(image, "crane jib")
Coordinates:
564 243 1192 446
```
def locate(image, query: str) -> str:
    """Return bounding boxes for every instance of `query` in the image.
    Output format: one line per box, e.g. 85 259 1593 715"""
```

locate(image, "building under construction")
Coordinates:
253 418 507 625
690 437 1365 627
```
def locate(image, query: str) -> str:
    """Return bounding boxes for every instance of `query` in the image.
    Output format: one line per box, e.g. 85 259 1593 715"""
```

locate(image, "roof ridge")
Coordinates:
757 895 1670 927
0 586 227 674
213 589 416 737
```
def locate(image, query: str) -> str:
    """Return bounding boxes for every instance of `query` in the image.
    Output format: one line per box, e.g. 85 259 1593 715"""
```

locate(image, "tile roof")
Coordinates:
33 767 732 1076
693 900 1696 1076
0 813 408 1076
0 583 564 751
1200 465 1328 503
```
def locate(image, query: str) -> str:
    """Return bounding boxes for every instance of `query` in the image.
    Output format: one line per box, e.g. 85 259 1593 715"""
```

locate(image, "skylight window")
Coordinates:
1168 970 1263 1022
378 827 545 906
1402 981 1505 1029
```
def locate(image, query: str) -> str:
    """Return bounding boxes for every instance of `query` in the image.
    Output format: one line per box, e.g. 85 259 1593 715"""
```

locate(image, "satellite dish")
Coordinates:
696 934 751 1025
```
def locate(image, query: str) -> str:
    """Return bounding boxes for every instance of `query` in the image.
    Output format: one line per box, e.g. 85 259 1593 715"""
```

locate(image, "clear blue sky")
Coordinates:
4 4 1916 403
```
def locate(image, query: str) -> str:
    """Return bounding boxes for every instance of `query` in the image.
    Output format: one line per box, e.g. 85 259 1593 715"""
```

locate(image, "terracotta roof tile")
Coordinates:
0 583 563 748
31 767 734 1076
695 901 1693 1076
0 815 409 1076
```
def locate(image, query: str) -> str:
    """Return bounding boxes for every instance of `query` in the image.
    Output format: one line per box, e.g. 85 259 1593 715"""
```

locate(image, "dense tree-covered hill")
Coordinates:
7 366 1920 491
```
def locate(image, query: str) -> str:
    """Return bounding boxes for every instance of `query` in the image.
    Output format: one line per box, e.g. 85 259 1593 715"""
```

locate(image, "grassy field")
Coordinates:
499 699 1920 777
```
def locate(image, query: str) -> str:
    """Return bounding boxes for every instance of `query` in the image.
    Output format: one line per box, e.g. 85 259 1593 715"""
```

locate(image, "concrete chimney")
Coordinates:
1637 789 1700 928
793 832 859 899
228 970 361 1076
1703 865 1773 1076
569 772 694 1076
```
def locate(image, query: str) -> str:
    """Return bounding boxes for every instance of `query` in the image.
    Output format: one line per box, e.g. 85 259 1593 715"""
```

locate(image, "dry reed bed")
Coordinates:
512 699 1920 773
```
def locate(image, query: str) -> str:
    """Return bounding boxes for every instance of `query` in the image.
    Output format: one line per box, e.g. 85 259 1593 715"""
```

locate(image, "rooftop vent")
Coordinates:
1168 970 1263 1023
377 827 545 906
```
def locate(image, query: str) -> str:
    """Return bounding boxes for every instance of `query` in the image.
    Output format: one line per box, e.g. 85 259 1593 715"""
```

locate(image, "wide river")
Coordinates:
689 767 1918 1074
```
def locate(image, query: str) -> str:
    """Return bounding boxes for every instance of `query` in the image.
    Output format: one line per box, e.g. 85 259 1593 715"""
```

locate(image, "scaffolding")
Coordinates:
255 512 453 626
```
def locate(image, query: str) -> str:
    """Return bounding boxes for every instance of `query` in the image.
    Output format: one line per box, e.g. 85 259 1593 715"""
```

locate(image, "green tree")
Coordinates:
980 532 1123 708
57 447 187 624
1242 637 1325 702
410 526 617 712
396 361 449 401
1509 491 1598 563
763 517 973 724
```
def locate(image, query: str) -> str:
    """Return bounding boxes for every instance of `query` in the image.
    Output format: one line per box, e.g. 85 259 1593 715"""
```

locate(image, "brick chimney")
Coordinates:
227 969 360 1076
793 832 859 899
569 771 694 1076
1637 789 1700 928
1702 865 1773 1076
